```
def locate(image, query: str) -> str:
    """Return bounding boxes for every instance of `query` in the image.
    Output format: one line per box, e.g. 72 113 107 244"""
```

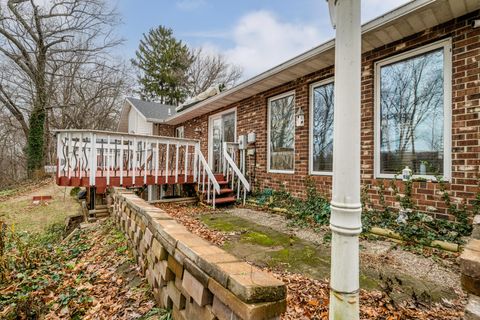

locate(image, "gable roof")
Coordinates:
163 0 480 125
126 97 176 121
117 97 177 132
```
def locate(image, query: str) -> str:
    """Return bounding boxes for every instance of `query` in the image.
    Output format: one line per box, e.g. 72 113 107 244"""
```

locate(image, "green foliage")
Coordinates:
254 178 331 226
293 178 331 225
362 177 474 245
70 187 81 197
26 106 46 176
131 25 193 104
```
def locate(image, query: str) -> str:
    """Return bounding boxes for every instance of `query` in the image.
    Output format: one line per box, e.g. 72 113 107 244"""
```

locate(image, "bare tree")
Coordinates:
380 49 444 173
0 0 122 176
187 48 242 96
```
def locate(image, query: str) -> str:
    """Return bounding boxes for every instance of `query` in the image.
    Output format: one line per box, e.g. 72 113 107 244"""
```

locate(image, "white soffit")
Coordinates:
165 0 479 125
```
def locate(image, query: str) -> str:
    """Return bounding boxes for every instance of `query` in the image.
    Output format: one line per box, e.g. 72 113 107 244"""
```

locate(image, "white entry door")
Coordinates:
208 109 236 173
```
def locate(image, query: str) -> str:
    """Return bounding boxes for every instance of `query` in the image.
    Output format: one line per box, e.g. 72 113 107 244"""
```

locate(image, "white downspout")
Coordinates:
327 0 362 319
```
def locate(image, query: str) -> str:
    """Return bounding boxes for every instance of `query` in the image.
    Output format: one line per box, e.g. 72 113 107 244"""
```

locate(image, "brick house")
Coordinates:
142 0 480 219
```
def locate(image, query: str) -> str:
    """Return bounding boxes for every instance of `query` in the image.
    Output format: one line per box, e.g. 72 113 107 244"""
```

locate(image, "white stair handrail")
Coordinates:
223 142 250 204
195 144 220 208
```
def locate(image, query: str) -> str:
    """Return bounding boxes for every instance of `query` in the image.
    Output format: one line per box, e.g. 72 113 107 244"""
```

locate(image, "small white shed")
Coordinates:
117 97 176 135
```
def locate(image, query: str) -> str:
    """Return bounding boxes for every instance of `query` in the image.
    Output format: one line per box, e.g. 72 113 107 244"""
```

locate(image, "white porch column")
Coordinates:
328 0 362 319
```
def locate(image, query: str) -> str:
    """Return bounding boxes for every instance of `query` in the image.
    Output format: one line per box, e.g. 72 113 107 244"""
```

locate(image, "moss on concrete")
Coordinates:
200 213 458 303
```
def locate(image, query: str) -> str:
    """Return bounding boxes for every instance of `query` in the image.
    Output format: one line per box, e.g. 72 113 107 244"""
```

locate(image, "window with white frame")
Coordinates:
310 80 334 174
268 92 295 173
375 40 451 178
175 126 184 138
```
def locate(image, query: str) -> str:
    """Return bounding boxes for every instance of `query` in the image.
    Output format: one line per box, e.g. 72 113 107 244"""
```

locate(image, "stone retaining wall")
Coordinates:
111 188 287 320
460 215 480 319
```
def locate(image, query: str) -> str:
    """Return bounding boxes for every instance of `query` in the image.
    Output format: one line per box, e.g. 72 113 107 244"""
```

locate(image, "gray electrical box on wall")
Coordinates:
247 132 256 144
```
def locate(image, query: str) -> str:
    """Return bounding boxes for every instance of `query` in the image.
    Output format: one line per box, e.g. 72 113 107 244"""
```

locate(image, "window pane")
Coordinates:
380 48 444 175
312 82 334 172
270 94 295 171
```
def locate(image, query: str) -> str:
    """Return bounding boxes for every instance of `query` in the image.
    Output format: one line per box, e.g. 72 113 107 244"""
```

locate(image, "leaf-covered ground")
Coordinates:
156 203 466 320
0 220 164 319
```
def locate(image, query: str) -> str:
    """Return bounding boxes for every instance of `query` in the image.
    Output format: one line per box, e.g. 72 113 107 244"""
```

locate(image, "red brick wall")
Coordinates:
157 11 480 220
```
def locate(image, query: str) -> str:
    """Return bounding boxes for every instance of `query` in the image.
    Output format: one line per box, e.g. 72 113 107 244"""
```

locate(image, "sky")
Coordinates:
115 0 412 79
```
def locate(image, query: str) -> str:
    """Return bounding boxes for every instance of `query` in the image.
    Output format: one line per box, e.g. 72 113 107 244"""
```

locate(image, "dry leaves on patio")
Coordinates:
158 203 466 320
155 202 227 246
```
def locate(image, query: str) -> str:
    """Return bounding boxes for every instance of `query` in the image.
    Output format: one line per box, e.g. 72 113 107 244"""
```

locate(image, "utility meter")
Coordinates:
247 132 256 144
238 135 246 150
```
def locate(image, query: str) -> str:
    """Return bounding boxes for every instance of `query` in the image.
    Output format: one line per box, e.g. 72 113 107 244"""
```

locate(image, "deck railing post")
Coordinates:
79 133 84 179
89 133 97 186
56 133 62 179
165 142 170 183
143 139 148 184
132 137 137 185
68 133 72 179
155 140 159 184
175 142 179 183
185 143 189 182
120 136 124 185
193 143 198 183
107 135 111 186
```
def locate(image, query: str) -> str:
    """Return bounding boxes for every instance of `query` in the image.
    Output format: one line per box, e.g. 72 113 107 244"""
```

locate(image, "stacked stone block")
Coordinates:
460 215 480 319
111 188 286 320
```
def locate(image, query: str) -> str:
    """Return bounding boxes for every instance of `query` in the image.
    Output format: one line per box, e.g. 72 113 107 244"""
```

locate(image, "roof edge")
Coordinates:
164 0 442 125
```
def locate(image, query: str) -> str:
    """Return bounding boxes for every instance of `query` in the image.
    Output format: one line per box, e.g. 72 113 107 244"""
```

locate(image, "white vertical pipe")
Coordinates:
90 133 97 186
328 1 362 319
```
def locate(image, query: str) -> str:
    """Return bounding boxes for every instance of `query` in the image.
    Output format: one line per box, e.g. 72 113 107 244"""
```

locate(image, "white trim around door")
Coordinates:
208 107 237 170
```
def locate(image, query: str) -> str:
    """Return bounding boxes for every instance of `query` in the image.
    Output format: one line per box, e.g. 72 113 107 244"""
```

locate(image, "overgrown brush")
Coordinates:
0 222 70 318
253 174 476 246
361 175 474 245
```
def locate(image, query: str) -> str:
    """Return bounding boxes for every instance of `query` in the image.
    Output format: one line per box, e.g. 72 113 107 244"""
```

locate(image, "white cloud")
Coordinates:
192 1 412 79
224 11 326 78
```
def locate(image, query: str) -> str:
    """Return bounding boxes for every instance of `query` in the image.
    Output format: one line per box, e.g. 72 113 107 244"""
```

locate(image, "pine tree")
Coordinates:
131 26 193 105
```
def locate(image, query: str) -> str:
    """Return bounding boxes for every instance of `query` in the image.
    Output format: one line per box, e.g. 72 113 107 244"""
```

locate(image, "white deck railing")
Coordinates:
223 142 250 204
55 129 220 207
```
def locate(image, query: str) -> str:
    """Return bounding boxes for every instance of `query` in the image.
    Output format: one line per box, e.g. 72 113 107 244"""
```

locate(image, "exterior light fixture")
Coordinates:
295 107 305 127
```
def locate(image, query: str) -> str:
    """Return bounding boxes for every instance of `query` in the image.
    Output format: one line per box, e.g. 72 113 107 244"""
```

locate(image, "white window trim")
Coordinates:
207 107 237 168
309 78 334 176
175 126 185 138
374 38 452 181
267 90 296 174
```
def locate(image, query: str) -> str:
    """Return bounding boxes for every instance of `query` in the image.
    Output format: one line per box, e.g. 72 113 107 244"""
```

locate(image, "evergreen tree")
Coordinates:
131 26 192 105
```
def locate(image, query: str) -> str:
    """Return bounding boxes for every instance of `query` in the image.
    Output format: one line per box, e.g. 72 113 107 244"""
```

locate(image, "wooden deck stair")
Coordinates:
203 174 237 206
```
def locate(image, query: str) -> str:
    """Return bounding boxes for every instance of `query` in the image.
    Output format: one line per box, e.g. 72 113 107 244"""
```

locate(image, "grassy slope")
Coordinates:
0 180 78 233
